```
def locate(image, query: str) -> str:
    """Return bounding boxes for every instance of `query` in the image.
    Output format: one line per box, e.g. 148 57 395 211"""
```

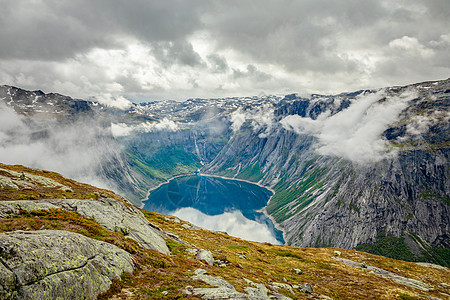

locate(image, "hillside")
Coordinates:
1 78 449 267
0 164 449 299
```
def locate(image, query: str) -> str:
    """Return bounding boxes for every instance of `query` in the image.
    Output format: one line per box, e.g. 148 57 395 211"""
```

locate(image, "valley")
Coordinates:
0 78 449 268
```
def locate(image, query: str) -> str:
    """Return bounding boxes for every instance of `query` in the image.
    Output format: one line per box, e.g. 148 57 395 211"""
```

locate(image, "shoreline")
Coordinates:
200 173 286 244
140 171 286 243
139 173 195 209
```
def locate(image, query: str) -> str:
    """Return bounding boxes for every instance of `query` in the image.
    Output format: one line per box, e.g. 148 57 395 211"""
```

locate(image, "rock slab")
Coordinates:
0 230 134 300
0 198 170 254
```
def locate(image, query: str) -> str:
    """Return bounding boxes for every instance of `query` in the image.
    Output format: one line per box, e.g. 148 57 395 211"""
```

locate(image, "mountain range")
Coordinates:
0 78 448 267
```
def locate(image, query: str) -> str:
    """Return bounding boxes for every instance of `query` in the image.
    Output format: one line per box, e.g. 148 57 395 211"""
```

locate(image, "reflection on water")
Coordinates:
143 175 284 244
173 207 281 244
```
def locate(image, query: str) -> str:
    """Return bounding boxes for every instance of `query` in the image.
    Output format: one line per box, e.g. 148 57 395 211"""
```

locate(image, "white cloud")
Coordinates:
281 89 417 163
172 207 281 244
0 103 116 189
92 93 133 110
110 123 134 137
389 36 434 58
229 104 275 138
110 118 179 137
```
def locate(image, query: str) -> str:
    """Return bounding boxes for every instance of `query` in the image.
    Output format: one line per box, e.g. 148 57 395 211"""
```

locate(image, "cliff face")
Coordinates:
205 79 449 262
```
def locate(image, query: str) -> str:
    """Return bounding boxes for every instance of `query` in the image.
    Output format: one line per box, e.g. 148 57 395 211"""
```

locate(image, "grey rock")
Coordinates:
293 268 302 274
0 230 134 300
333 257 433 291
196 249 214 266
298 283 313 294
186 248 199 255
238 253 248 260
270 282 295 295
0 198 170 255
333 251 341 256
194 269 208 275
182 223 192 230
192 272 292 300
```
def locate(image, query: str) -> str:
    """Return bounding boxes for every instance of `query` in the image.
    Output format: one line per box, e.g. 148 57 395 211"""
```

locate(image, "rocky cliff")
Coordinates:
205 79 450 265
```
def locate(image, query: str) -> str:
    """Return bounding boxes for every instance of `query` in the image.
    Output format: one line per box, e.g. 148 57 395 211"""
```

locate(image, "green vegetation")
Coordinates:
266 249 304 260
268 168 326 223
420 190 449 204
236 162 264 182
356 231 450 267
126 146 202 183
227 244 249 250
355 234 417 262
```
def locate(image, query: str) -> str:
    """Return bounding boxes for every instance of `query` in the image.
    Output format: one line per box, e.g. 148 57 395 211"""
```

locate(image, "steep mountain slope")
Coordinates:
1 79 448 266
204 79 450 265
1 164 449 299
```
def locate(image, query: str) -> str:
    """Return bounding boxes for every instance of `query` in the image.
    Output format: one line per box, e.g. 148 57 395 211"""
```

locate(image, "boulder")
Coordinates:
196 249 214 266
0 230 134 300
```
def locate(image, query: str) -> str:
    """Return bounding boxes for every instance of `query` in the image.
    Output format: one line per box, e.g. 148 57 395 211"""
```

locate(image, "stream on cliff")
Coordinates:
142 175 284 244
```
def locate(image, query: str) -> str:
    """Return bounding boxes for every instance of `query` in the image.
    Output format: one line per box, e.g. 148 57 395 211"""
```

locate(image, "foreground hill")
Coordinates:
0 164 449 299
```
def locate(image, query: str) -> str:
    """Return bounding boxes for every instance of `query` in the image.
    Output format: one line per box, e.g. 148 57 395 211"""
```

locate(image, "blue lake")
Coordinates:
143 175 284 244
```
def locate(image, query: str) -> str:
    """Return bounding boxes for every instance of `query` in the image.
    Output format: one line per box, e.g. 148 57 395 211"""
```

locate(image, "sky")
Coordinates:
0 0 449 102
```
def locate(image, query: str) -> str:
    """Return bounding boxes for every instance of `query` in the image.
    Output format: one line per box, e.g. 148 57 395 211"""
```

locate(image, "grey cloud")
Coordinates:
207 54 229 73
0 0 208 60
233 65 271 81
151 41 205 68
0 0 448 100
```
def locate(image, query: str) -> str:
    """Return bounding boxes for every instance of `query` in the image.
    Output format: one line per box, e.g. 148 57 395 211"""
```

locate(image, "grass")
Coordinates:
235 162 264 182
268 167 327 223
355 235 418 262
0 163 130 206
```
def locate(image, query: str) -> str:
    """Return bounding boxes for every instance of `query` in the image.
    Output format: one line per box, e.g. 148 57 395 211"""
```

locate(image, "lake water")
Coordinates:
143 175 284 244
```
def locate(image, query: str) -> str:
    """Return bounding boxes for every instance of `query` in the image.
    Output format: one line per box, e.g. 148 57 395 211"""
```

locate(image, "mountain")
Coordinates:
0 164 448 299
204 79 450 266
0 79 449 267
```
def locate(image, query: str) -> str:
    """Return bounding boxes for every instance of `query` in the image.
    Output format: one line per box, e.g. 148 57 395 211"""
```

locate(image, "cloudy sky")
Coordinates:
0 0 449 101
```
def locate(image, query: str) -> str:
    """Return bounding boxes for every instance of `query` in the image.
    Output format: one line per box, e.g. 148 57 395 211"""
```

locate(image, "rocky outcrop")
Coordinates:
186 269 292 300
0 230 134 300
332 257 434 292
0 198 170 254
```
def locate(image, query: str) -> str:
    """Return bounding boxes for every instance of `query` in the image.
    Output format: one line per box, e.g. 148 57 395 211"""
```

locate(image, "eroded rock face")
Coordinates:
0 230 134 300
0 198 170 255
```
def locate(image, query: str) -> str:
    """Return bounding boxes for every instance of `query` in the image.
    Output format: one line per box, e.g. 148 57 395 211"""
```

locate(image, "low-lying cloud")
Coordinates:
281 89 417 163
91 94 133 110
172 207 281 244
0 103 117 189
230 104 275 138
110 118 179 137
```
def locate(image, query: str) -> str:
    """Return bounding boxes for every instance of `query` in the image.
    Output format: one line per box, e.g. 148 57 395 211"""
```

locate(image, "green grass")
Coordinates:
420 190 449 204
126 146 202 182
236 162 264 182
268 168 327 223
227 245 250 250
266 249 304 260
356 233 418 262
